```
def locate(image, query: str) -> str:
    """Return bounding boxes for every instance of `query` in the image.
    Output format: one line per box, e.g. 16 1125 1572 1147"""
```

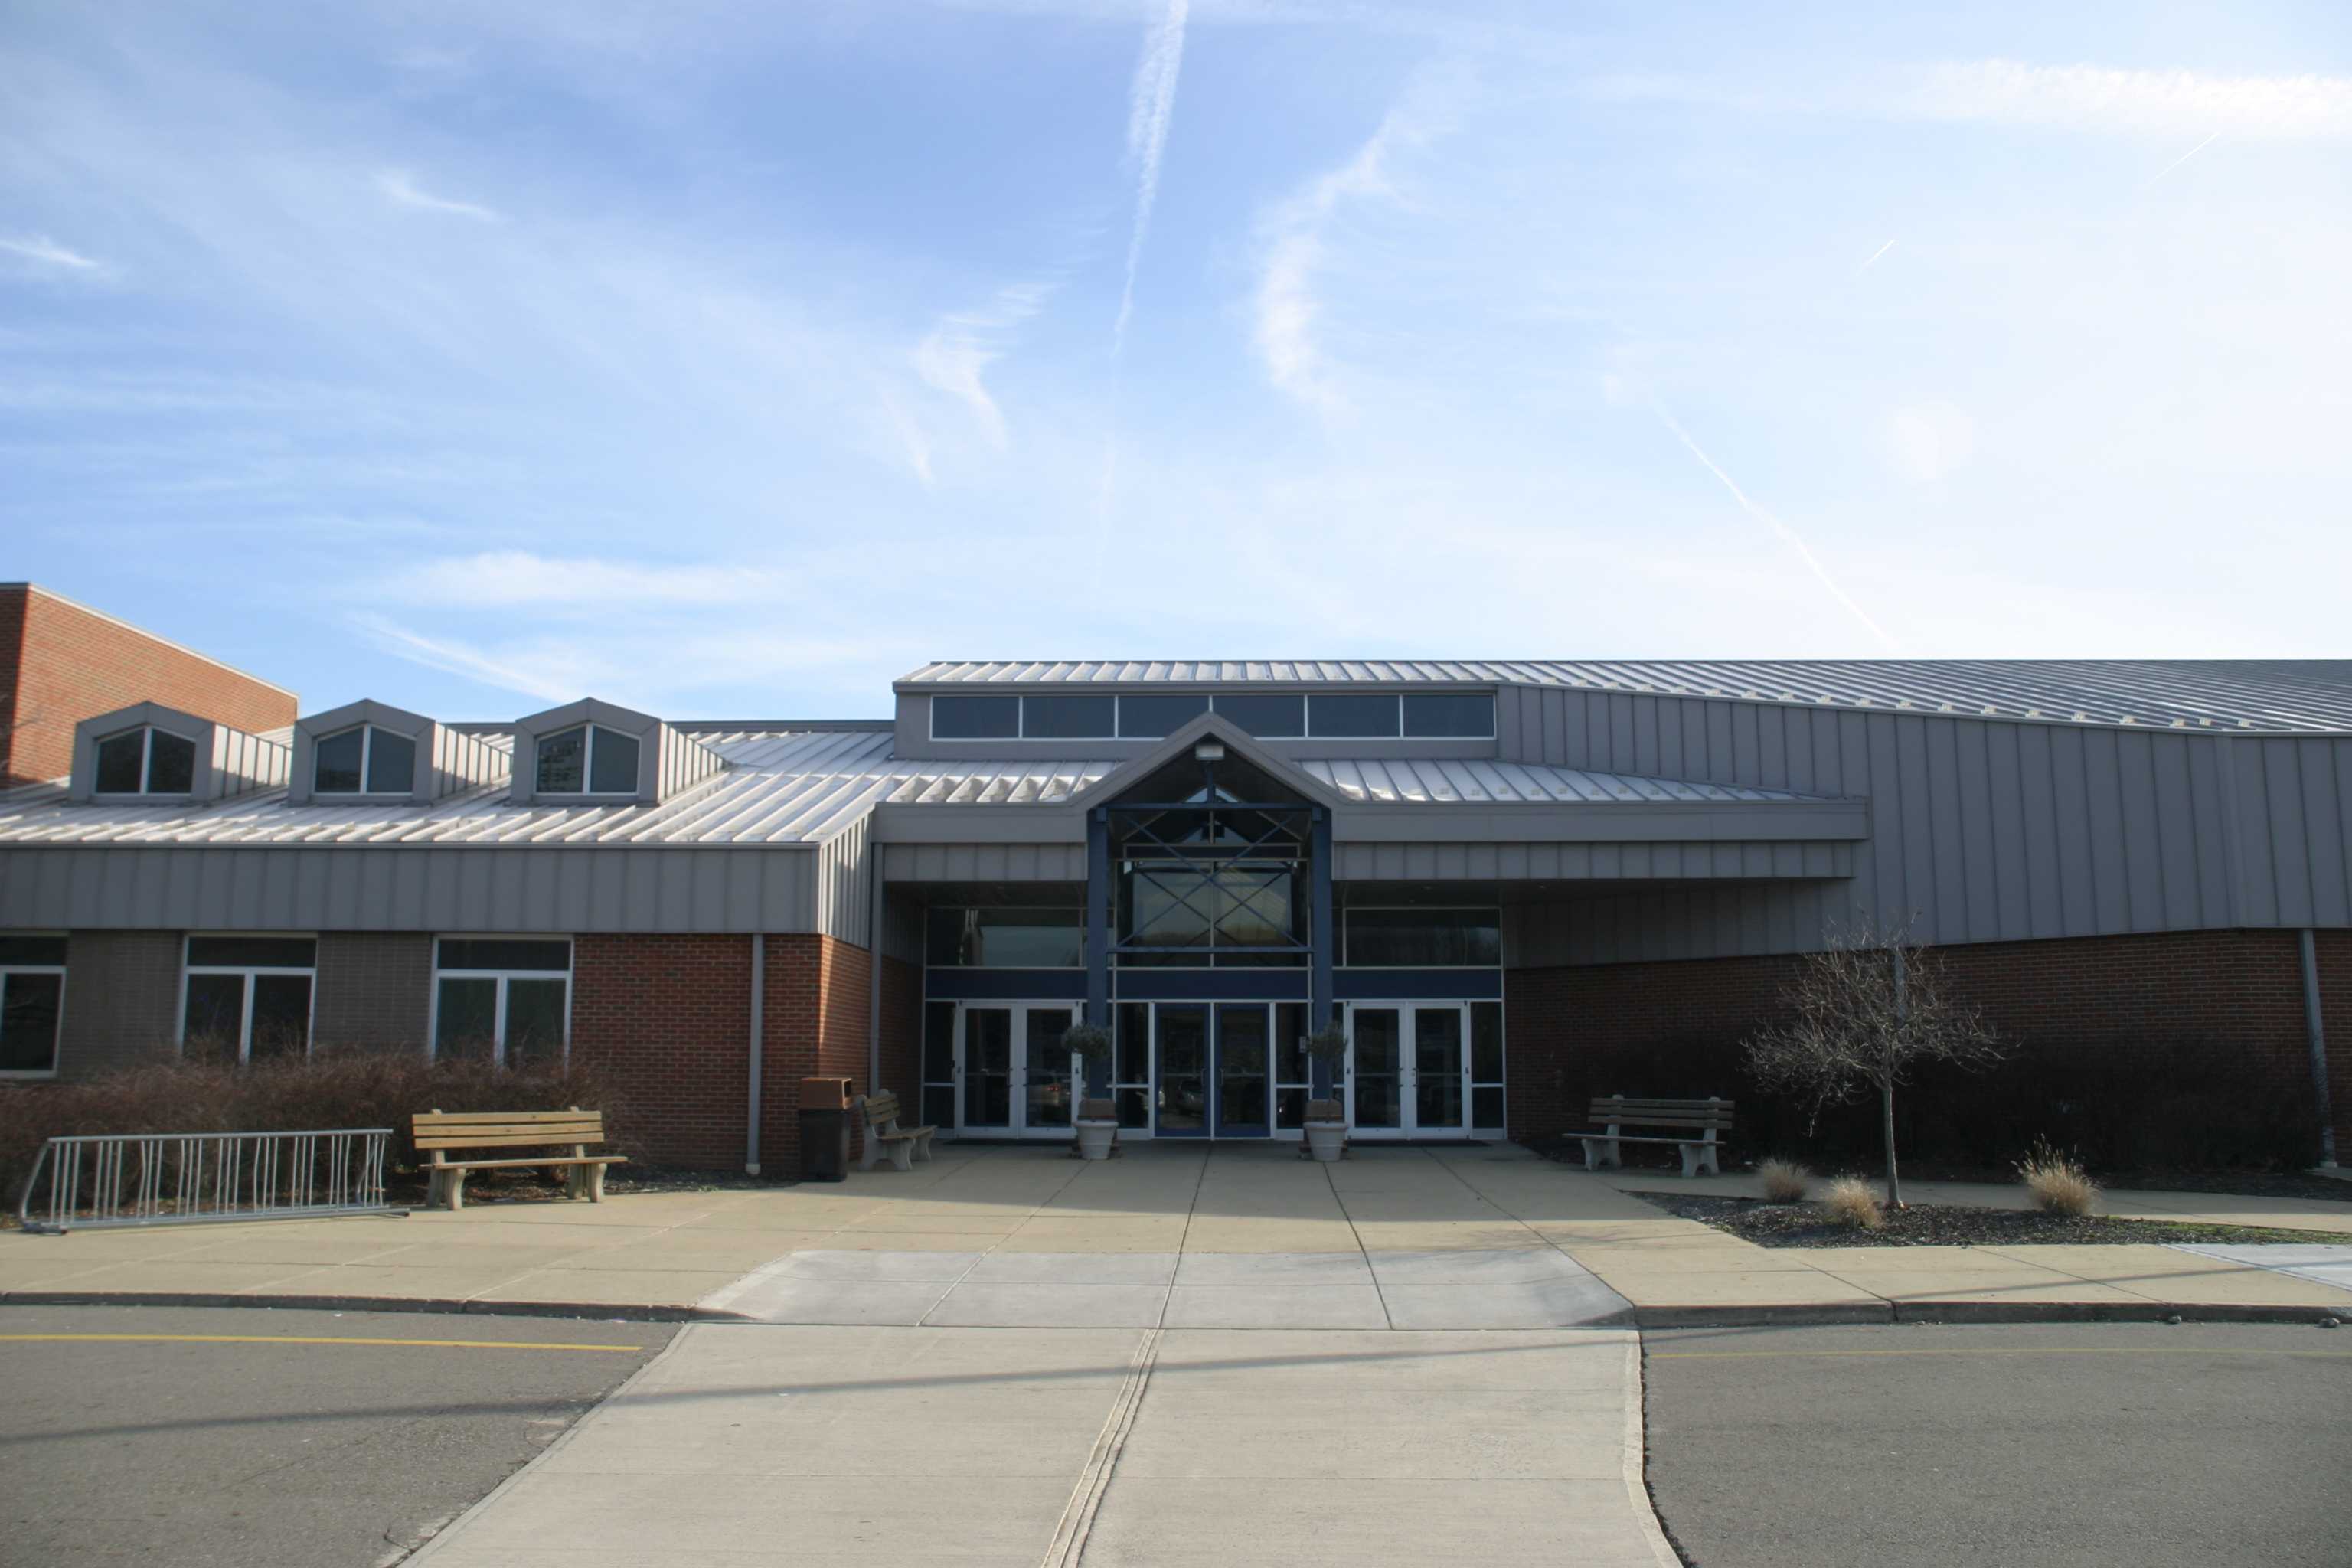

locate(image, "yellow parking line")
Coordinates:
0 1332 643 1353
1654 1345 2352 1361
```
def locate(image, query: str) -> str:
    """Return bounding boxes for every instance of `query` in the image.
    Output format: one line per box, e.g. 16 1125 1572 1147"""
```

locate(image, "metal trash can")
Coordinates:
798 1076 854 1182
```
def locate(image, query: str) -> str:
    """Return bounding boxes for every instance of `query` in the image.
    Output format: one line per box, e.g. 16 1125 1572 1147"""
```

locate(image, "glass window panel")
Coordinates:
313 728 365 793
931 695 1019 739
536 727 586 793
95 730 145 793
1113 1086 1151 1129
588 726 639 793
1275 1003 1309 1083
367 727 416 793
1307 693 1400 737
922 1001 956 1081
1351 1008 1401 1130
1155 1007 1207 1132
1024 1009 1073 1127
187 936 317 969
1022 694 1116 739
436 939 570 972
922 1086 956 1128
1125 867 1213 950
505 978 567 1063
923 909 1082 967
0 972 64 1072
1471 1001 1504 1081
963 1008 1012 1127
0 936 67 965
1275 1086 1306 1129
147 729 197 793
1473 1086 1505 1129
1345 908 1501 967
1115 1002 1151 1085
183 972 247 1053
1210 694 1305 737
1117 694 1209 738
435 977 498 1060
1402 693 1495 738
249 974 312 1059
1216 1007 1269 1131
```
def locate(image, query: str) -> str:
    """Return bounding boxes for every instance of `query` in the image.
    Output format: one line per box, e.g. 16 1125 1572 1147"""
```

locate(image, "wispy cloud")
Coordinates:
915 279 1057 449
374 168 502 221
379 550 794 608
1649 398 1900 651
1253 98 1426 415
0 234 102 270
1111 0 1188 353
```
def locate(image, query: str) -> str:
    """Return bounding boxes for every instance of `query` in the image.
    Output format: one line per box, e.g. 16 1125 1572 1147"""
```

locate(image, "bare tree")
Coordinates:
1743 918 2006 1207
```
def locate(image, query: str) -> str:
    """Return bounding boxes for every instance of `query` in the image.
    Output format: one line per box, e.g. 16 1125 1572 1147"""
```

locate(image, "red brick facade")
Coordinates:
1 584 298 786
567 932 884 1171
1504 928 2352 1157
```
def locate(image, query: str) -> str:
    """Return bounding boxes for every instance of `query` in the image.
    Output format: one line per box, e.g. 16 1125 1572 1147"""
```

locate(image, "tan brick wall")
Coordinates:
56 930 184 1080
312 933 432 1051
2 585 296 786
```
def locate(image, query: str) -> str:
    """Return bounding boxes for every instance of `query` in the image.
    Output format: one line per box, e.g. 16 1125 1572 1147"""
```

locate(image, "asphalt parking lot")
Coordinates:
1643 1321 2352 1568
0 1304 672 1567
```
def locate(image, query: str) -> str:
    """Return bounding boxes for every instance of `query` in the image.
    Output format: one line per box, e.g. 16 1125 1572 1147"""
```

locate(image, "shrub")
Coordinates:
1 1048 631 1206
1822 1175 1884 1230
2018 1139 2099 1216
1757 1158 1811 1203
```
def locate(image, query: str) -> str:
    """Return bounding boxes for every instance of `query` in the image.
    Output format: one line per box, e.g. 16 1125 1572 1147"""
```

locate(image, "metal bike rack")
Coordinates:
15 1129 400 1234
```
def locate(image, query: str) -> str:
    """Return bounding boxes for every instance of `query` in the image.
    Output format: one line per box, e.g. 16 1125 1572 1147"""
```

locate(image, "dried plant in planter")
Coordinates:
1757 1158 1811 1204
2017 1138 2100 1216
1822 1175 1885 1230
1062 1024 1114 1064
1743 916 2007 1208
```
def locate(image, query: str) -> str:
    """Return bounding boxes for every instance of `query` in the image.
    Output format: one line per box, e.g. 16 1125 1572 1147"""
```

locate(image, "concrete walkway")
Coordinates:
408 1323 1680 1568
5 1142 2350 1321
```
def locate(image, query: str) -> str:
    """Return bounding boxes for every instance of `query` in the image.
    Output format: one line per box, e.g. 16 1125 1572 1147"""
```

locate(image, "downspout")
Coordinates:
2302 929 2337 1169
867 846 885 1098
745 933 765 1176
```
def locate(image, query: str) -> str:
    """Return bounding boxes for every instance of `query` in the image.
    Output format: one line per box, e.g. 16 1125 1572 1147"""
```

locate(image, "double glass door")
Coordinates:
1348 1003 1478 1138
1152 1003 1272 1137
951 1003 1078 1137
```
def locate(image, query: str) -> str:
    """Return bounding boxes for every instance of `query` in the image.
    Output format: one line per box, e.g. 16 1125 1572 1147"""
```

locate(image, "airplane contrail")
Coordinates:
2145 129 2221 190
1112 0 1189 354
1651 398 1901 652
1853 236 1897 276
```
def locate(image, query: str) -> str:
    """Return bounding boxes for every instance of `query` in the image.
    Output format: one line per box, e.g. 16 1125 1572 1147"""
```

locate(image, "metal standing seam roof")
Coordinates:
0 730 1825 848
896 659 2352 733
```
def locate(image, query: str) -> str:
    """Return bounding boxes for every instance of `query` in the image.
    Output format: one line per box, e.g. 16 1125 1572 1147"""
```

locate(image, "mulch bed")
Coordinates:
1630 1191 2352 1249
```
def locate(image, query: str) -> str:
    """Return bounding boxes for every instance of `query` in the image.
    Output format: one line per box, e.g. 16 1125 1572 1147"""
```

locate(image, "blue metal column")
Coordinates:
1086 806 1112 1095
1309 805 1335 1099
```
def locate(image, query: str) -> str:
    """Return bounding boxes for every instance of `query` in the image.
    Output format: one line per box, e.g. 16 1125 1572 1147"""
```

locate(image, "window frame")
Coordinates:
178 933 318 1063
0 933 68 1080
93 724 201 799
534 724 640 798
312 723 419 797
429 936 574 1067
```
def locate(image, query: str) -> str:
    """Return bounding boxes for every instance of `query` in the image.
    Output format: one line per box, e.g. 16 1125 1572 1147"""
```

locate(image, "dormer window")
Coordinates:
312 725 417 795
536 724 639 795
93 726 198 796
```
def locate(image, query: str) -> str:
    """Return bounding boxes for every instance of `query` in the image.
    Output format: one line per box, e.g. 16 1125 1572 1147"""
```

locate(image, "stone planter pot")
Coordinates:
1075 1120 1118 1161
1303 1121 1347 1162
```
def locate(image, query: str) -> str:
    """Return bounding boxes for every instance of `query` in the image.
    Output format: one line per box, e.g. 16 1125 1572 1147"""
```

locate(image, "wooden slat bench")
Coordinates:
1572 1096 1733 1178
412 1108 627 1212
852 1091 936 1173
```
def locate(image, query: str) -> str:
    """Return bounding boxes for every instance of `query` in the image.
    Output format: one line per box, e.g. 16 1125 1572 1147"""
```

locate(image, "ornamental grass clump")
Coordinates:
1756 1158 1811 1204
2018 1139 2100 1217
1822 1175 1885 1230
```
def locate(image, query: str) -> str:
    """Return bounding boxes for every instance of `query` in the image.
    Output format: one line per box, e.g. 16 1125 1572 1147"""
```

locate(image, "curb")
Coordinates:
1635 1300 2344 1329
0 1289 755 1324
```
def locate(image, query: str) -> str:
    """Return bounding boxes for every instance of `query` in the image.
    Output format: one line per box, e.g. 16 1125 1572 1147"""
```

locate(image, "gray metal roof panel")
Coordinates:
894 659 2352 732
0 729 1825 847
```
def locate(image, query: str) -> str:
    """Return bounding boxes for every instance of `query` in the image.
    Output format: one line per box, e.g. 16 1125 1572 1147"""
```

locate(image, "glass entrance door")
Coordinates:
1348 1003 1475 1138
956 1003 1076 1137
1154 1004 1210 1137
1214 1004 1271 1137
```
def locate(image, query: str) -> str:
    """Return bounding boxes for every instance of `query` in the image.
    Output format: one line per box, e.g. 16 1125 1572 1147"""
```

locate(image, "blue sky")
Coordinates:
4 1 2347 720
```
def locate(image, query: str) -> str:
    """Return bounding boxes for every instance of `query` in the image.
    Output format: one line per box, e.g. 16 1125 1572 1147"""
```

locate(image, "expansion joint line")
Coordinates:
1040 1325 1164 1568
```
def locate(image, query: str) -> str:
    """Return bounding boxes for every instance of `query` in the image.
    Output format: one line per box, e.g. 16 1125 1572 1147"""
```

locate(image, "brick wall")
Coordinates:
877 954 922 1127
57 930 183 1080
2 584 297 786
1504 928 2352 1158
312 933 432 1051
568 932 877 1171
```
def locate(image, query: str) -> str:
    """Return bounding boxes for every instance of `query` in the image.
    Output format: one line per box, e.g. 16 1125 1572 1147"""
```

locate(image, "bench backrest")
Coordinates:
1304 1099 1344 1122
412 1108 606 1153
860 1091 902 1128
1588 1095 1734 1132
1079 1097 1117 1121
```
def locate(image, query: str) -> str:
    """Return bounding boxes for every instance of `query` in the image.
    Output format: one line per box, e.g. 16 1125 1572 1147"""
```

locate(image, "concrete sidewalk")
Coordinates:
407 1323 1681 1568
5 1142 2349 1324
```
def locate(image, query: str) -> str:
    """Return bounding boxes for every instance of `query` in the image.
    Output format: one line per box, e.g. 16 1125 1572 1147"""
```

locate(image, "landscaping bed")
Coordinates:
1631 1191 2352 1249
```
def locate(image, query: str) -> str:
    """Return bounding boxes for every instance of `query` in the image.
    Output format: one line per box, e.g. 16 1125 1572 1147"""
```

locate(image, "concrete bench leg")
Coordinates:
911 1131 934 1163
586 1161 606 1201
1579 1136 1619 1171
887 1139 916 1173
1678 1142 1721 1178
446 1169 470 1213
